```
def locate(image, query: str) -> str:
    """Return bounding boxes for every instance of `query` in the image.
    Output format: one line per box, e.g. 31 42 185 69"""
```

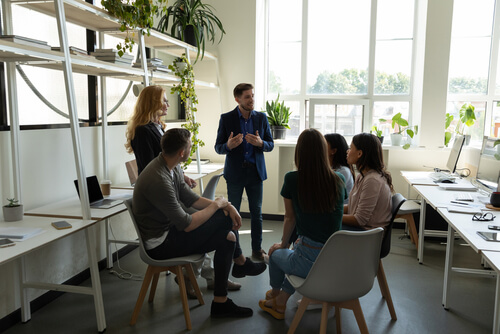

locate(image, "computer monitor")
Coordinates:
476 136 500 193
446 135 465 174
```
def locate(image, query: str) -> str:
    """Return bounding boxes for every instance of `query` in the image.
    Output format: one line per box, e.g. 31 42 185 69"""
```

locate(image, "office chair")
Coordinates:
377 193 406 321
202 173 223 200
124 199 205 330
287 228 384 334
396 199 421 250
125 160 138 186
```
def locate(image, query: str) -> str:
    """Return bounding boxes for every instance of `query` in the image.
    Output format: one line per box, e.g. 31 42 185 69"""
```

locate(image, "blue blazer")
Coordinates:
215 107 274 183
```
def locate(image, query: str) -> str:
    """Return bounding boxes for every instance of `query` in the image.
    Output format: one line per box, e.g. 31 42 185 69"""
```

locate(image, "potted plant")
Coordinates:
494 139 500 160
370 124 384 144
380 113 418 149
157 0 225 63
101 0 168 56
264 94 291 140
168 55 205 167
455 103 476 145
3 198 23 222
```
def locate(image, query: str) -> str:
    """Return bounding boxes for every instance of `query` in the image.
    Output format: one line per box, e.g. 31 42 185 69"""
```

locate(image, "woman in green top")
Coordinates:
259 128 346 320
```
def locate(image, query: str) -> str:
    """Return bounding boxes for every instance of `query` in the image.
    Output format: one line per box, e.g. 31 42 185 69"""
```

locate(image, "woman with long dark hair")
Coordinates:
324 133 354 203
259 128 346 320
342 133 393 230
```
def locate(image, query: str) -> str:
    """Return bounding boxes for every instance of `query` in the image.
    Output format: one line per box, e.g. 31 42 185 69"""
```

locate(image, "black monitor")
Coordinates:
476 136 500 193
446 135 465 174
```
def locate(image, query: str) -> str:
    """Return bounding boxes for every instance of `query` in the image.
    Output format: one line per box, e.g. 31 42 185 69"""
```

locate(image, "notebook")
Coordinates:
74 176 122 209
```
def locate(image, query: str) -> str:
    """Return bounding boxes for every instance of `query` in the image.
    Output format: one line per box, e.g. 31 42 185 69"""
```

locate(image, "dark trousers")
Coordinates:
147 210 243 297
227 165 263 252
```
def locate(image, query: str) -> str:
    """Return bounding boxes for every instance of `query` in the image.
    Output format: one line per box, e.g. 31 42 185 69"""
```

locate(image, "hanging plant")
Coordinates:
101 0 168 56
168 54 205 167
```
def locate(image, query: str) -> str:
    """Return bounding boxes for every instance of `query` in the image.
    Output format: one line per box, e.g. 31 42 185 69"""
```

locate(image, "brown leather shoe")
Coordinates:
207 279 242 291
174 275 199 300
252 249 267 261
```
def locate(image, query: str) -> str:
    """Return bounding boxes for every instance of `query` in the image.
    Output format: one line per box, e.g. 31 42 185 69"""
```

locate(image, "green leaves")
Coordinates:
157 0 225 63
459 103 476 127
264 94 291 128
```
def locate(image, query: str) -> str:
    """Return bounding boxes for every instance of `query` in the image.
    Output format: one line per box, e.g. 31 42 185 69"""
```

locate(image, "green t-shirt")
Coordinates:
280 171 345 244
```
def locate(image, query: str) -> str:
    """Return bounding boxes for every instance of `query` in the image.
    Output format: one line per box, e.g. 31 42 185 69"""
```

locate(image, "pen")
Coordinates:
450 200 469 206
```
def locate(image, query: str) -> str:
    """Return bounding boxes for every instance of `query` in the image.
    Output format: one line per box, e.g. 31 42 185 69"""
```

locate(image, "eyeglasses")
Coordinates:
472 212 496 222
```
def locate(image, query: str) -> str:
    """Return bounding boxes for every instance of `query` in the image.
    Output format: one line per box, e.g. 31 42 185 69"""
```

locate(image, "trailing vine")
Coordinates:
101 0 168 56
168 55 205 167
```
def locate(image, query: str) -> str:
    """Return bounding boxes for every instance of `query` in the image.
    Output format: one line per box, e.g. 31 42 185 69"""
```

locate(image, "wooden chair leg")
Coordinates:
351 299 369 334
148 272 160 302
320 302 332 334
183 264 204 305
406 214 419 251
130 266 155 325
170 265 192 330
377 260 397 320
335 306 342 334
287 296 311 334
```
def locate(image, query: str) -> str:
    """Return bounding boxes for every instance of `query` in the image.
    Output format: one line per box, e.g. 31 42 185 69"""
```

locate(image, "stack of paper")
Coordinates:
0 35 51 50
90 49 134 65
132 58 171 72
0 227 44 241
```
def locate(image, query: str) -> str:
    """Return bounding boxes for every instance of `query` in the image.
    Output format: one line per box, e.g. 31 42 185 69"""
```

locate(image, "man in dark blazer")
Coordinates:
215 83 274 261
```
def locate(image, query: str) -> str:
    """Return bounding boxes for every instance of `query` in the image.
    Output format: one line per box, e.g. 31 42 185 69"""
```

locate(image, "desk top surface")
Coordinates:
24 188 132 221
0 216 96 265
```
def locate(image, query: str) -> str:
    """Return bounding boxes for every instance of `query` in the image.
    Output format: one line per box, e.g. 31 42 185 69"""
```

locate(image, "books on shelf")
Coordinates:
51 46 89 56
0 35 51 50
0 226 45 241
132 58 171 73
90 49 134 65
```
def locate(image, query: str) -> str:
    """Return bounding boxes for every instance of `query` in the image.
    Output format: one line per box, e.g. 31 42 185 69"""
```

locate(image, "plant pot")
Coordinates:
377 136 384 144
183 25 197 47
464 135 471 146
390 134 403 146
3 205 23 222
271 126 287 140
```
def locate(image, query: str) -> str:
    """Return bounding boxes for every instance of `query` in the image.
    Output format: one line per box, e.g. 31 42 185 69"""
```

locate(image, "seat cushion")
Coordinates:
397 200 421 214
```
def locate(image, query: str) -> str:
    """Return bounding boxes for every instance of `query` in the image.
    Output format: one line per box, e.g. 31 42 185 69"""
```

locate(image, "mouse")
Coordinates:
440 179 455 183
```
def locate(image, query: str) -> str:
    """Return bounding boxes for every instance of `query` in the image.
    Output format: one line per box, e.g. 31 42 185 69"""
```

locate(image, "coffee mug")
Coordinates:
101 180 112 196
491 192 500 208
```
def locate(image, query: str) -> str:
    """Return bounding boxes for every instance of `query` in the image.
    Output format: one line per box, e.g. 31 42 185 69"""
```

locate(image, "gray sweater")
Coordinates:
132 154 200 241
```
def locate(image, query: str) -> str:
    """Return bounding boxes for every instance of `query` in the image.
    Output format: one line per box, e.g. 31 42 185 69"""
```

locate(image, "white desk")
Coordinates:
25 188 134 271
482 251 500 334
0 216 105 332
413 185 500 333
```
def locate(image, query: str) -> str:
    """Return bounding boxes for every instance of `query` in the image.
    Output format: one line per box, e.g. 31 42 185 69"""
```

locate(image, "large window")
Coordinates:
447 0 499 144
265 0 416 140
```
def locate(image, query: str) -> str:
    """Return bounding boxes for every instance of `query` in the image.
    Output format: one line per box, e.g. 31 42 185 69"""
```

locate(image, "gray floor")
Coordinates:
3 219 497 334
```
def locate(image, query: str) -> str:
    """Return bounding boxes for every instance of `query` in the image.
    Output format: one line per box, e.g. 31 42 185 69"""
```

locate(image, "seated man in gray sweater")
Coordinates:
132 128 266 318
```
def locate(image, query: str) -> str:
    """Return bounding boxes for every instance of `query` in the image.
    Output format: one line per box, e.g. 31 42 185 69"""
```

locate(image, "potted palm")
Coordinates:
3 198 23 222
264 94 291 140
380 113 418 149
157 0 225 63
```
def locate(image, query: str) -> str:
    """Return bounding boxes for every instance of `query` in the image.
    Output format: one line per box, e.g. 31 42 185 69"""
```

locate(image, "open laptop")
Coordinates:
475 136 500 194
74 175 122 209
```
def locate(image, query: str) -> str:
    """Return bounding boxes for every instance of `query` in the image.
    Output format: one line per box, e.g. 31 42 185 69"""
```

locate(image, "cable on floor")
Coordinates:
107 222 143 281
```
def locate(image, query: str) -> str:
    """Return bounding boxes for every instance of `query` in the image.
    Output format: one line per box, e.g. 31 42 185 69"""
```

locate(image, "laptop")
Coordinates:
429 135 465 183
74 175 122 209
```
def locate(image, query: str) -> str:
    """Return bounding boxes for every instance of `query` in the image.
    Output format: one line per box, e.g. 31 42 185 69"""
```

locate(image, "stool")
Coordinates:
396 200 421 250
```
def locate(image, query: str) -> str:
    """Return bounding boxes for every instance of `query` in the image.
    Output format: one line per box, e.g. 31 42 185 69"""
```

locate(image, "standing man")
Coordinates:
215 83 274 261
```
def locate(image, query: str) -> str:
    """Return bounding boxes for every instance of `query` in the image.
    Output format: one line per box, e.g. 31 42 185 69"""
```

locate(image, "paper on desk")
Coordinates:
0 227 45 241
446 203 482 214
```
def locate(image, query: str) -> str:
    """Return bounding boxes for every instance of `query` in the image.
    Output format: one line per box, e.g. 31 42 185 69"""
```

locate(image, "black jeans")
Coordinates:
147 210 243 297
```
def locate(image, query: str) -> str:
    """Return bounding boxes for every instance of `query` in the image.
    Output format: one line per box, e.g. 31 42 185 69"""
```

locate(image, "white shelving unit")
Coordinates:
0 0 221 331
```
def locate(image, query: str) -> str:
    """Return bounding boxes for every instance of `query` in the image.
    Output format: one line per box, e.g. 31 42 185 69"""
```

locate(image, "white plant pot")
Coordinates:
390 134 403 146
3 205 23 222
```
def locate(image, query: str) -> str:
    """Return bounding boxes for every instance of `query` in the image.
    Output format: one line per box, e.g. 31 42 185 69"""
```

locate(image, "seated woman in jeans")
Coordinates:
259 128 346 320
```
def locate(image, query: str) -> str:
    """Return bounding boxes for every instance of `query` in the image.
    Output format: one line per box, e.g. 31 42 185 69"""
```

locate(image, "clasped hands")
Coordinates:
214 197 242 231
227 131 263 150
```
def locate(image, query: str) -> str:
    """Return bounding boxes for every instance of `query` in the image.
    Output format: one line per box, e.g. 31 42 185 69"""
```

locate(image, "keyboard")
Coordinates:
453 192 474 202
429 172 455 182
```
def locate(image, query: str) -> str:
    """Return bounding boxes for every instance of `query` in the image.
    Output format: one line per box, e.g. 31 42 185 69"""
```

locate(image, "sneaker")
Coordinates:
252 249 267 261
207 279 242 291
174 275 199 300
210 298 253 318
232 257 267 278
296 298 322 310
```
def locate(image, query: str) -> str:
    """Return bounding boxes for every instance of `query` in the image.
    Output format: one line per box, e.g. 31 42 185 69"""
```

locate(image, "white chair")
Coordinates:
123 199 205 330
202 173 223 200
286 228 384 334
